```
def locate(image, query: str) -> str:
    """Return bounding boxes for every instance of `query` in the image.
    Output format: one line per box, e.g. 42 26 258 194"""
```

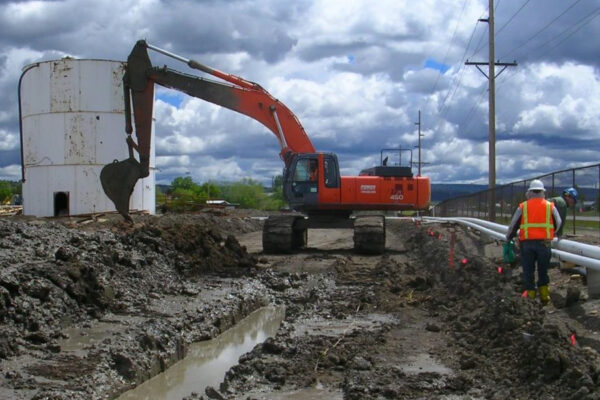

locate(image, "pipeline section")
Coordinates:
419 216 600 272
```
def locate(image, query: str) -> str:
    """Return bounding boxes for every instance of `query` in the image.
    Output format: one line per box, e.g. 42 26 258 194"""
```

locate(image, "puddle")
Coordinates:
60 321 120 353
293 313 393 337
239 386 344 400
398 352 453 375
116 305 285 400
58 314 146 356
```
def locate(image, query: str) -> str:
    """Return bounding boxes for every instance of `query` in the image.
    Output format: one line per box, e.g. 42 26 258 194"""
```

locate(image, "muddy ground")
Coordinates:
0 210 599 400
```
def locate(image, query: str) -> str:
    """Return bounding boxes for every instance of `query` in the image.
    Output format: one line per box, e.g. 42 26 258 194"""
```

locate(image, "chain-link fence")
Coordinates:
432 163 600 243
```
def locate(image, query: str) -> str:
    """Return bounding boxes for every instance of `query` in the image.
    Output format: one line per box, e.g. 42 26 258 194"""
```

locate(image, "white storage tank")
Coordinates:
20 58 155 217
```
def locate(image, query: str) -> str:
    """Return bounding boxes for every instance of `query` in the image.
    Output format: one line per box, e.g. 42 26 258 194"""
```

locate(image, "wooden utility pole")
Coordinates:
465 0 517 221
415 110 423 176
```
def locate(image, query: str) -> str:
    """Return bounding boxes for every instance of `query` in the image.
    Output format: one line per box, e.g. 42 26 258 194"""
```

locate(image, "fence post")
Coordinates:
573 169 576 235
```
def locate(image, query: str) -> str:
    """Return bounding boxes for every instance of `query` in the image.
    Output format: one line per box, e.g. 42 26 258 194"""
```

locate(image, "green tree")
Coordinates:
221 179 263 209
172 176 195 191
168 176 208 212
219 178 285 210
0 181 11 203
201 181 221 199
156 186 166 206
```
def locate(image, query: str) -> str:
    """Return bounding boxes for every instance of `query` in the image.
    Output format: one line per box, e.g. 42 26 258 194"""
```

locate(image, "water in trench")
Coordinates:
117 305 285 400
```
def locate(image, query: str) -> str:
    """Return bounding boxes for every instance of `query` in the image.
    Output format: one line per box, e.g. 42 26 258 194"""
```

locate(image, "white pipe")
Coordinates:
422 216 600 271
454 217 600 260
552 249 600 271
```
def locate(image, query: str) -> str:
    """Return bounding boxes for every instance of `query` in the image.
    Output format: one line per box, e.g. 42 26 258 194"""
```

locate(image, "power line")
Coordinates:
428 0 469 98
495 0 531 37
470 0 501 59
541 8 600 55
436 11 488 118
516 6 600 61
469 19 489 60
500 0 584 60
460 64 517 140
458 85 488 136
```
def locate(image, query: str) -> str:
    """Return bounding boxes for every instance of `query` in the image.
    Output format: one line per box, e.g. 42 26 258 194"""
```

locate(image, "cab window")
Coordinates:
324 156 339 188
294 159 318 182
292 158 318 194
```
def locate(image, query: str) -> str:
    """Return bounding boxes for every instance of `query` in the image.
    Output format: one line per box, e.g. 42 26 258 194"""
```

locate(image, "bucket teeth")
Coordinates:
100 157 144 222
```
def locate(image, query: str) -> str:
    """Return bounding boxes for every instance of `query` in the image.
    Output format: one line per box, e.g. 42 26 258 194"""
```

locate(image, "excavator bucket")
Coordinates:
100 157 145 222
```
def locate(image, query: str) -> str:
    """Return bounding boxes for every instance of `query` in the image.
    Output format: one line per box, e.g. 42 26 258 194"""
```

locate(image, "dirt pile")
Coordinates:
409 226 600 400
0 212 268 400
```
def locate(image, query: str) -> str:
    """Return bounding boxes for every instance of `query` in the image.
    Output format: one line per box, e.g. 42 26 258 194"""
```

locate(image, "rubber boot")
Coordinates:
539 286 550 305
527 290 536 300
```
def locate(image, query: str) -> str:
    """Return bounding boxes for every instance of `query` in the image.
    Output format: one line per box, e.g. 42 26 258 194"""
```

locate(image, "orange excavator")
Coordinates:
101 40 430 254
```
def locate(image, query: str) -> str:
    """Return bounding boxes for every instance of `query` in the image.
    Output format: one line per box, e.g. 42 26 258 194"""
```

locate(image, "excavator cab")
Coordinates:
283 153 343 213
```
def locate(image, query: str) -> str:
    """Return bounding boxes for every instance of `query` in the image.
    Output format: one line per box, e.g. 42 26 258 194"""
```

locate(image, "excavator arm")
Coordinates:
101 40 314 221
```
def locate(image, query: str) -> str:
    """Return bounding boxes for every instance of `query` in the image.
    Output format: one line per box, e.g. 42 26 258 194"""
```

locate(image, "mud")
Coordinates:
0 211 599 400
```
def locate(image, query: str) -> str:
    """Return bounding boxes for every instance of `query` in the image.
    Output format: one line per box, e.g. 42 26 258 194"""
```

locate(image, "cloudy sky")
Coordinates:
1 0 599 187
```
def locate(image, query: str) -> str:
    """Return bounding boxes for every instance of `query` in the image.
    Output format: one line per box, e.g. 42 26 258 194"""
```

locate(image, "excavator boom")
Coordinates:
101 40 314 220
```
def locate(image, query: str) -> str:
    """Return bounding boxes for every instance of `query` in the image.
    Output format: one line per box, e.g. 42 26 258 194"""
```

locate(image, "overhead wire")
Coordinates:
431 0 593 145
427 0 469 99
437 10 487 118
495 0 531 37
440 1 501 126
434 8 491 137
433 0 597 173
513 5 600 61
541 7 600 55
499 0 584 61
424 2 484 134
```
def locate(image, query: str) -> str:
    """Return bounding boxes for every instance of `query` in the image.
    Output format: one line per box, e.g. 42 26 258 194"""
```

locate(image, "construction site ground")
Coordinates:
0 210 599 400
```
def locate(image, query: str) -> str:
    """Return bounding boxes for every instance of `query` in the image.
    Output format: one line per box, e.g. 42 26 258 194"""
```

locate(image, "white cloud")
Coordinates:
0 129 18 151
0 0 598 187
0 164 21 181
513 63 600 137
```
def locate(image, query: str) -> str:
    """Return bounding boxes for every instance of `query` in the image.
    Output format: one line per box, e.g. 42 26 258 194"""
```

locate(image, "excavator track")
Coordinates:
262 215 307 254
353 215 386 254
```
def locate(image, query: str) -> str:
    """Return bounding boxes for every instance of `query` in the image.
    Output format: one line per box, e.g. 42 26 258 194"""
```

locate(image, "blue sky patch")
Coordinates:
424 58 449 73
157 91 184 108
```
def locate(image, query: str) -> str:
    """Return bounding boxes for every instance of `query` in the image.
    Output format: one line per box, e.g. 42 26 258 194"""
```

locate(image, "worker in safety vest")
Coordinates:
549 187 578 237
505 179 562 304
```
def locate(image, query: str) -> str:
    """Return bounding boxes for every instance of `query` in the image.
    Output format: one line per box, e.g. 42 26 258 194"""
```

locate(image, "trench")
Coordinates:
116 305 285 400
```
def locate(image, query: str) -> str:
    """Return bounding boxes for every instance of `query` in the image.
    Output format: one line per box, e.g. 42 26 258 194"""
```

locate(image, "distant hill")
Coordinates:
431 183 488 203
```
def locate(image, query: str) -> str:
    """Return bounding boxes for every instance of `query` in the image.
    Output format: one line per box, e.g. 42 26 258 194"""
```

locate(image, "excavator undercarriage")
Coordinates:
262 214 386 254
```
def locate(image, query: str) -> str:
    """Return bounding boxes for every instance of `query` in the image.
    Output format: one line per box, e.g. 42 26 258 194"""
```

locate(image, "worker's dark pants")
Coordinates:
520 240 551 290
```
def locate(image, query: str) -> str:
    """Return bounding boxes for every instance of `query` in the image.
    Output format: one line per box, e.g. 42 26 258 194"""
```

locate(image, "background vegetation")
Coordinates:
157 175 285 212
0 181 21 204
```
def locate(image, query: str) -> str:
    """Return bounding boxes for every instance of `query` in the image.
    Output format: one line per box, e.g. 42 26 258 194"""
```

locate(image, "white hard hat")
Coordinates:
527 179 545 192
